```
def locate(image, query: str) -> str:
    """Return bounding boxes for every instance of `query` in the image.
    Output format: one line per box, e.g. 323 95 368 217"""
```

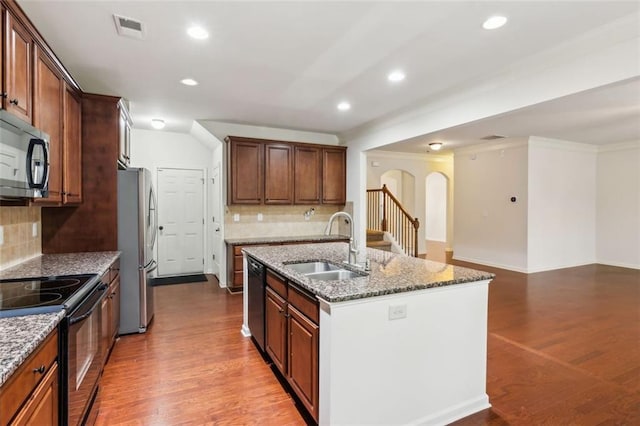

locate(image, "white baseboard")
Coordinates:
596 260 640 270
526 260 596 273
411 394 491 426
452 255 528 273
240 324 251 338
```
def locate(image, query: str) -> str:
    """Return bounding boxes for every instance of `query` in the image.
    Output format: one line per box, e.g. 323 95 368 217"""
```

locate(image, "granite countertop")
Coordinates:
0 251 121 280
225 234 349 246
0 251 121 388
243 242 495 303
0 311 65 386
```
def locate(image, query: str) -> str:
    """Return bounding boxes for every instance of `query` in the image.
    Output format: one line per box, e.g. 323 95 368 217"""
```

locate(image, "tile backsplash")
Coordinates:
0 206 42 270
225 205 347 238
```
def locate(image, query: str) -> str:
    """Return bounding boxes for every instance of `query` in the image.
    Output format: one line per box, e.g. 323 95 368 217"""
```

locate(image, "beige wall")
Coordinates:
0 206 42 270
225 205 344 238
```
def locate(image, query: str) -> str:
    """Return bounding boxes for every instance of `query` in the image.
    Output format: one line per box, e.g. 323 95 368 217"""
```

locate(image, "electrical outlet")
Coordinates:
257 213 263 221
233 213 240 222
388 304 407 320
0 226 3 245
32 222 38 237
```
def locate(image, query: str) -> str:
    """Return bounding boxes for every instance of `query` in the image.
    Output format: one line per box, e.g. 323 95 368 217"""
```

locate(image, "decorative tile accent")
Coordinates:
243 243 495 303
0 206 42 271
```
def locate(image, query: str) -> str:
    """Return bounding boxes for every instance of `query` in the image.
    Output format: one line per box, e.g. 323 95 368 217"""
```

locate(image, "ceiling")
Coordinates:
18 1 640 149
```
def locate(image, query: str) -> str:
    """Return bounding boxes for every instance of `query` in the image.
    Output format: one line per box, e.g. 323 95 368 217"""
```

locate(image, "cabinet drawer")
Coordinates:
0 329 58 426
288 285 319 324
233 255 244 272
266 270 287 299
232 270 244 286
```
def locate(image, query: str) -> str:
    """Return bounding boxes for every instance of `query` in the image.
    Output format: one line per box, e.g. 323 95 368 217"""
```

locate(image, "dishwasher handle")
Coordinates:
247 258 264 275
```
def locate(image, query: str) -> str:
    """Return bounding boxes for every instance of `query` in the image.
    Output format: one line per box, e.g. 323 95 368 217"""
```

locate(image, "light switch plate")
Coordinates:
257 213 263 221
32 222 38 237
0 226 4 245
233 213 240 222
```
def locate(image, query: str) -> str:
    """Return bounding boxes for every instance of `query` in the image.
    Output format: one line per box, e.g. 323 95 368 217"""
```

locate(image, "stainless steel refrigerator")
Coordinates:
118 168 158 334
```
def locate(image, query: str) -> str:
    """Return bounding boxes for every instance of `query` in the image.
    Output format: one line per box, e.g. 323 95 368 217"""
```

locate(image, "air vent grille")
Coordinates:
480 134 506 140
113 14 145 39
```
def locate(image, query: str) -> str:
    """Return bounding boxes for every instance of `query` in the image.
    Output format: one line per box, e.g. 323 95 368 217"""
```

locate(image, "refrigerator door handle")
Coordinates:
141 259 157 272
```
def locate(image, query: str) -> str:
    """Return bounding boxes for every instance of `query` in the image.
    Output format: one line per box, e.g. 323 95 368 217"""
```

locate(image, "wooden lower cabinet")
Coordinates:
265 271 319 422
0 329 58 425
100 258 121 367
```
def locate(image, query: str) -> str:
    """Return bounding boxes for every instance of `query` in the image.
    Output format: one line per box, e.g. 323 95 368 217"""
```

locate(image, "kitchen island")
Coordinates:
243 242 494 425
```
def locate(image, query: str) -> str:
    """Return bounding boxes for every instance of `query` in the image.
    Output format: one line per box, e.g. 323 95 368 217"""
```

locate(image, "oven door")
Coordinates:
67 282 107 426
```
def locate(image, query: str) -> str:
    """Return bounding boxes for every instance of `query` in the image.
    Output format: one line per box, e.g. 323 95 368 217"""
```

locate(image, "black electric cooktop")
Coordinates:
0 274 100 318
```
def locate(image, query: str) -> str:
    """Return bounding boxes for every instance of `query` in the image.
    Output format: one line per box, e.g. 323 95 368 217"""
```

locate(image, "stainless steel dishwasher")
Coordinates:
247 256 266 351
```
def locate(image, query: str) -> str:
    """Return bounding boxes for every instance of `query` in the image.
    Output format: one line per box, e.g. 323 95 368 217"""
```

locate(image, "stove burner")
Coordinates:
24 278 82 291
1 292 63 310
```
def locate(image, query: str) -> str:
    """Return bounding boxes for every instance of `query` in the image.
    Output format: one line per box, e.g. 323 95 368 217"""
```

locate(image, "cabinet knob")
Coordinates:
9 98 19 105
33 365 45 374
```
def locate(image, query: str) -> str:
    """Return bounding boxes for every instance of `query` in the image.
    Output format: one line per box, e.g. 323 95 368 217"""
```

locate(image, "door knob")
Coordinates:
215 227 220 232
159 226 164 231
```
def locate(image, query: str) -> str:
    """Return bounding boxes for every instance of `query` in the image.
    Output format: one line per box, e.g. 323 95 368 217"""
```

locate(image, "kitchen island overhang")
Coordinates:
242 242 494 425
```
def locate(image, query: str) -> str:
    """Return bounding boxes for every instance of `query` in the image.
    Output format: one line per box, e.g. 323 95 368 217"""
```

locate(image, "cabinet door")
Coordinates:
4 10 33 122
109 276 120 342
287 305 319 421
100 294 110 366
62 84 82 204
10 362 59 426
322 148 346 204
33 48 63 203
294 145 321 204
228 138 263 204
265 287 287 374
264 143 293 204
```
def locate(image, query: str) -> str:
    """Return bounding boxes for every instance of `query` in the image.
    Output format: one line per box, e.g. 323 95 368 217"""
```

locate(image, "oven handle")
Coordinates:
69 283 108 325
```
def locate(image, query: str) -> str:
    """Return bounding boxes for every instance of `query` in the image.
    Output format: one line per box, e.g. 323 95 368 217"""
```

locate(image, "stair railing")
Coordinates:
366 184 420 257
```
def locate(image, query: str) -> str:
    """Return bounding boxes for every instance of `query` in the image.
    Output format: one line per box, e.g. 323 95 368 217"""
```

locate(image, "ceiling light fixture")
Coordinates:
429 142 443 151
337 101 351 111
388 70 405 82
181 78 198 86
483 16 507 30
187 25 209 40
151 119 165 130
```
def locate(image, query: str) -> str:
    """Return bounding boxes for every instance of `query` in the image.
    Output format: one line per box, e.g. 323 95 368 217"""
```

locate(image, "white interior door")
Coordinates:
211 165 221 277
157 168 204 276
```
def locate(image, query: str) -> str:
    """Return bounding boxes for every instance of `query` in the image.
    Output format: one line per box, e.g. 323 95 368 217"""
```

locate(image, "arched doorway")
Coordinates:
380 169 415 214
425 172 447 242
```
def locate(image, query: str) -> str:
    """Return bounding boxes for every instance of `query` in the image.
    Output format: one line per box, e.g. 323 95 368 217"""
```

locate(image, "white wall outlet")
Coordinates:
388 304 407 320
32 222 38 237
0 226 4 245
233 213 240 222
257 213 263 221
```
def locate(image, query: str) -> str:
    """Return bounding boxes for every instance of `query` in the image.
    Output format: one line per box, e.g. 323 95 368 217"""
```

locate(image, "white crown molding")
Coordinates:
528 136 599 153
597 140 640 153
366 149 452 162
452 138 529 156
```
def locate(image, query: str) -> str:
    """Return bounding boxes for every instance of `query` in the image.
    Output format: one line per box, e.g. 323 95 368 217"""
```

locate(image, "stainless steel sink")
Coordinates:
285 261 341 274
305 270 366 281
285 261 368 281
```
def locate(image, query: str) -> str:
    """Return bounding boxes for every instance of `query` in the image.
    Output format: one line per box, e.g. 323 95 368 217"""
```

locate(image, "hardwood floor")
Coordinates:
97 262 639 425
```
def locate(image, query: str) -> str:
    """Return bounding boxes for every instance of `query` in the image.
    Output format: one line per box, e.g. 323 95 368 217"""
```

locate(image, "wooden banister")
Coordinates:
366 185 420 257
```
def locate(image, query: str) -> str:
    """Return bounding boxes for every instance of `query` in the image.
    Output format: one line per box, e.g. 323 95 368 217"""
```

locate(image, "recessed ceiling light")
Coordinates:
337 101 351 111
151 119 165 130
388 70 405 82
187 25 209 40
429 142 443 151
483 16 507 30
181 78 198 86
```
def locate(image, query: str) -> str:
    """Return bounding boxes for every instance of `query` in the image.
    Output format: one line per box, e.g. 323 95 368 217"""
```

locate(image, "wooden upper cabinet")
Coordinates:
62 83 82 204
264 143 293 204
33 47 63 204
322 148 347 204
227 137 263 204
294 145 322 204
4 9 33 122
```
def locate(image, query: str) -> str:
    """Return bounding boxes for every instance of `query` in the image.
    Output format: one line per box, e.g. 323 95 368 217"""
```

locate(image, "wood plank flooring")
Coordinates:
96 261 639 425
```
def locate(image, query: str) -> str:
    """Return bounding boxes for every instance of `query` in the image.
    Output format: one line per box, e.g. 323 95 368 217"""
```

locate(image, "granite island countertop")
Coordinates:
225 234 349 246
0 311 65 386
0 251 120 280
243 242 494 303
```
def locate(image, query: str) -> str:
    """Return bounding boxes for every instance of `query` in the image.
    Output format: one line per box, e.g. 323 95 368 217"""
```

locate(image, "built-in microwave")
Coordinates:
0 109 50 199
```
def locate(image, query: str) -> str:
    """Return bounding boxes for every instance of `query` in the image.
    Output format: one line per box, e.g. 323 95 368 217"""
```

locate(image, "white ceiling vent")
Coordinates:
480 134 506 140
113 14 145 39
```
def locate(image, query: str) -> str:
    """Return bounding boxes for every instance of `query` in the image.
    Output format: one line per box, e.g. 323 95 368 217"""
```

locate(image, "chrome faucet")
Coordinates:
325 211 358 266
